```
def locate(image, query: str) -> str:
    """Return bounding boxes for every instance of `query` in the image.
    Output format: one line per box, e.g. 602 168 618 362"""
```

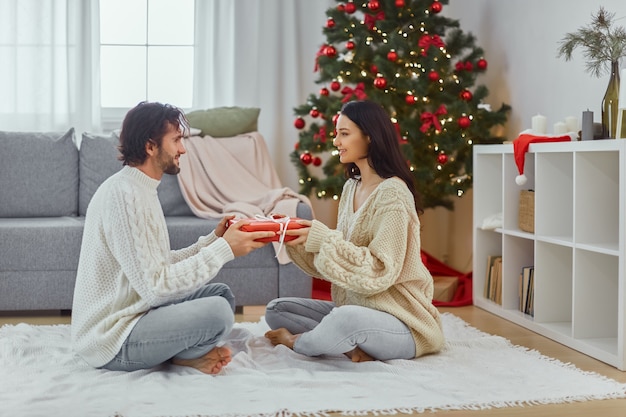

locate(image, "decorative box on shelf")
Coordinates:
518 189 535 233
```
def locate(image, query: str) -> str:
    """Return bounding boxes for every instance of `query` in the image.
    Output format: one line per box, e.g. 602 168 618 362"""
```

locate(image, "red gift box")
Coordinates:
228 217 307 242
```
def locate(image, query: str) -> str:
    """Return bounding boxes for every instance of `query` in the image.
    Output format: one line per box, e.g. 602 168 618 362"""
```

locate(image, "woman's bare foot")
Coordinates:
172 345 232 374
347 346 375 362
265 328 299 349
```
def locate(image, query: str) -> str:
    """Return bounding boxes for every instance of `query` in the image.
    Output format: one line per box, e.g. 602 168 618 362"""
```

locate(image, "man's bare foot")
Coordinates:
347 346 375 362
172 345 232 374
265 328 299 349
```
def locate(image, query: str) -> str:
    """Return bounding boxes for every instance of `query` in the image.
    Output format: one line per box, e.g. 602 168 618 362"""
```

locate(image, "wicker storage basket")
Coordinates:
518 190 535 233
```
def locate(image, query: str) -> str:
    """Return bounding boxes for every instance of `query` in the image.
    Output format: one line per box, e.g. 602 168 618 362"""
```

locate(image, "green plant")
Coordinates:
557 7 626 77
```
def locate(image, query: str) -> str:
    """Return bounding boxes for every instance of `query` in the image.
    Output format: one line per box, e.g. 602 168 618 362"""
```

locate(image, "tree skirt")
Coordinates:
1 313 625 417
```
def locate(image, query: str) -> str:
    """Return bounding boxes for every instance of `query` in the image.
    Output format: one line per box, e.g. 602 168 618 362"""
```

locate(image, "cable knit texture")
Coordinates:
71 166 234 367
286 177 444 357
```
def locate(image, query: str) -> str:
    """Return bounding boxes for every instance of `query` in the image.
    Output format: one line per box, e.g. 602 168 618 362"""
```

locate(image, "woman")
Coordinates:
264 100 444 362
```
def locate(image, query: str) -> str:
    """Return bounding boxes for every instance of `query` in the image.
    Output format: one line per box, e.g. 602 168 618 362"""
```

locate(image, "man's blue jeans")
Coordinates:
101 283 235 371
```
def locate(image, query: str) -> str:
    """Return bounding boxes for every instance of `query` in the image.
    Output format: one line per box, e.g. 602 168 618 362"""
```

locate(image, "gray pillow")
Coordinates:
0 128 78 217
78 132 123 216
158 174 195 216
79 132 194 217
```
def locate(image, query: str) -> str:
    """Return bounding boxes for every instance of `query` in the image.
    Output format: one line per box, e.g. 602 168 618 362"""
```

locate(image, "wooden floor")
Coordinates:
2 305 626 416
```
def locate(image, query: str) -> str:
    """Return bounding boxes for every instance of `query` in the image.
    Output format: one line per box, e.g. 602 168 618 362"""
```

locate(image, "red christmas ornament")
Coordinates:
345 2 356 14
312 156 322 167
300 152 313 165
368 0 380 11
310 108 320 118
387 50 398 62
332 113 340 125
464 61 473 71
395 0 405 7
346 41 355 50
330 80 341 91
320 87 329 96
430 1 442 13
294 117 305 129
428 70 439 82
460 89 473 101
373 77 387 89
370 65 378 73
405 94 417 105
458 116 471 129
325 45 337 58
326 18 335 29
337 3 345 12
294 142 300 150
477 58 488 70
437 153 448 164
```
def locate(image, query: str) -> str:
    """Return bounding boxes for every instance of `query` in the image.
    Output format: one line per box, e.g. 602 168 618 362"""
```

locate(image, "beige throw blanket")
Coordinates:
177 132 312 264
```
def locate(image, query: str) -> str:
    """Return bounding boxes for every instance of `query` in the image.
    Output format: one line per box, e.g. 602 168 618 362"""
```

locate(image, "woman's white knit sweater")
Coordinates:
71 166 234 367
286 177 445 357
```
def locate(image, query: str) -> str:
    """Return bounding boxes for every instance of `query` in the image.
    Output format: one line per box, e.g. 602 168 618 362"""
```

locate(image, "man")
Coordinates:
71 101 275 374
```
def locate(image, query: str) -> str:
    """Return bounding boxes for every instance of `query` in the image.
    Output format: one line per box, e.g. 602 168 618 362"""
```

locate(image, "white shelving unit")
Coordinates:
473 140 626 370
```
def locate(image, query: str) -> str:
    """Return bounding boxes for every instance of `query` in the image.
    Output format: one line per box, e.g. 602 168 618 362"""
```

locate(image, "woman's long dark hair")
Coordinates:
340 100 423 214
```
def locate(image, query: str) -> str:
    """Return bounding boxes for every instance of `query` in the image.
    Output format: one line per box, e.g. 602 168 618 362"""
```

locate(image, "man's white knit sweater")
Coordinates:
286 177 445 358
71 166 234 367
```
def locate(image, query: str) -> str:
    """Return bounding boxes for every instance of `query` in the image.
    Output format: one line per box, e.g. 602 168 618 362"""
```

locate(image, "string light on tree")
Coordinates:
291 0 510 209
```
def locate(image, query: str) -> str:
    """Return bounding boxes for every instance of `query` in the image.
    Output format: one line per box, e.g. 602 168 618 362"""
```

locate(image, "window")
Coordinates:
99 0 194 111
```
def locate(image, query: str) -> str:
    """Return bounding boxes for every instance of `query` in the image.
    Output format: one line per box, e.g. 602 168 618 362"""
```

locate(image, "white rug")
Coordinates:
1 313 625 417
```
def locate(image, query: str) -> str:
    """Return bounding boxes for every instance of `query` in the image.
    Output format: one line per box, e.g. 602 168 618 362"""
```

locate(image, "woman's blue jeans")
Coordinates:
101 283 235 372
265 297 416 360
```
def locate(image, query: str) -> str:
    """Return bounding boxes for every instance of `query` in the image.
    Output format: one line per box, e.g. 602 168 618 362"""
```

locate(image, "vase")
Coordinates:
601 61 620 139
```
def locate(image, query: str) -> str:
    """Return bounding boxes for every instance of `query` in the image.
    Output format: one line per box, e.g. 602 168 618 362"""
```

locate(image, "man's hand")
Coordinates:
222 219 275 257
215 215 236 238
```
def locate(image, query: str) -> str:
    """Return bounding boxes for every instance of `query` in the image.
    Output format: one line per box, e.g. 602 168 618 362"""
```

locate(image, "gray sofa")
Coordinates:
0 128 312 311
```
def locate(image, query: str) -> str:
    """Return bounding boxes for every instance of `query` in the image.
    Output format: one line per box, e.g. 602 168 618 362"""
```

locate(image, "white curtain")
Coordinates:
194 0 333 191
0 0 332 190
0 0 101 133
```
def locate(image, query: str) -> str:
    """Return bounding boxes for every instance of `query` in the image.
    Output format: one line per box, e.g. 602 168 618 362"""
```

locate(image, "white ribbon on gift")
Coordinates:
254 214 292 257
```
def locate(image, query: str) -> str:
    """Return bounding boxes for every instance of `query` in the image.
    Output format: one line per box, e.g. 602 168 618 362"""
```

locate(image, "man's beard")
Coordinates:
157 150 180 175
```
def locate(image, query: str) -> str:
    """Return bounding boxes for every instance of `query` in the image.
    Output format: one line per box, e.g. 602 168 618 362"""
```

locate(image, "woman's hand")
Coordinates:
284 219 312 246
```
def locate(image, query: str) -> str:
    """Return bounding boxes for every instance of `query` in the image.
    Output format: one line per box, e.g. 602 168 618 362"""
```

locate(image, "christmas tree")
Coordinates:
291 0 510 209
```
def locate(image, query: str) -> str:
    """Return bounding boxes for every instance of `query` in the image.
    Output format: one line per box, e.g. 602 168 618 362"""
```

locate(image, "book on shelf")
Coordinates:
518 265 534 316
484 255 502 304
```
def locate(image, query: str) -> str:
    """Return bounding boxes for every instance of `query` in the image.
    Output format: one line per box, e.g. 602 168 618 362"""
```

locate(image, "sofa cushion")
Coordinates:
0 128 78 217
0 217 84 271
79 132 122 216
79 132 194 216
186 107 260 137
158 174 195 216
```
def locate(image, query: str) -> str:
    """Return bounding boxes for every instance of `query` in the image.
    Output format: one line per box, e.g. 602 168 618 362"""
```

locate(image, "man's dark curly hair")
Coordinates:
118 101 189 166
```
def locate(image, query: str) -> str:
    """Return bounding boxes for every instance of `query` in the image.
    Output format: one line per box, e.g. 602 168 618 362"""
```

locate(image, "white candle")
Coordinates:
554 122 567 135
565 116 578 133
531 114 547 134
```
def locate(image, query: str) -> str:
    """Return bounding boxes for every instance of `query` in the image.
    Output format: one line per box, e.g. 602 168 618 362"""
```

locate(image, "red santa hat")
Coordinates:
513 132 574 185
